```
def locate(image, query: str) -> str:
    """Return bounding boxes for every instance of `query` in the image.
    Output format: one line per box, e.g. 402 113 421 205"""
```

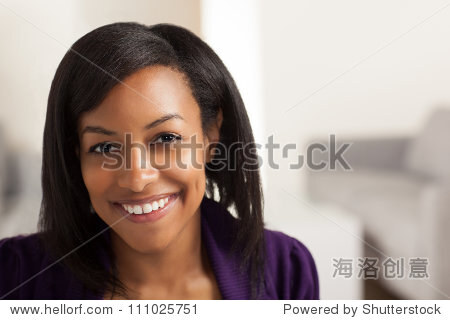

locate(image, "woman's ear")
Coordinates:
205 108 223 163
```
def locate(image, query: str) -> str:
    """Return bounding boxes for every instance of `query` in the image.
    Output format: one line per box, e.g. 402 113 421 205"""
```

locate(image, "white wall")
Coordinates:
261 0 450 198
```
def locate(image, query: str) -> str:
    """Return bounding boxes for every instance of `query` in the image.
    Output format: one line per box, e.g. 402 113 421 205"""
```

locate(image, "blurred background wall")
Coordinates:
1 0 450 299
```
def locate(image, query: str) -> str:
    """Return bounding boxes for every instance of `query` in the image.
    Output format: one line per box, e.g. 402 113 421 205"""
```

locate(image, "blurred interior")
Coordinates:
1 0 450 299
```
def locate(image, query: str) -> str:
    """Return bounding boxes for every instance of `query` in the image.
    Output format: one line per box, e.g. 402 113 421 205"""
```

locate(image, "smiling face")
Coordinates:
77 65 220 254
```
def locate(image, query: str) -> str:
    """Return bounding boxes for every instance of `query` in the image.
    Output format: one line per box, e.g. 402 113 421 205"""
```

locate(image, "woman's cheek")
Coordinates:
170 144 206 177
81 157 115 196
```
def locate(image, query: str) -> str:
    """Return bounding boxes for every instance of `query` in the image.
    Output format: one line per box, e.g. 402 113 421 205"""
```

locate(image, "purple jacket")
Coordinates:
0 197 319 299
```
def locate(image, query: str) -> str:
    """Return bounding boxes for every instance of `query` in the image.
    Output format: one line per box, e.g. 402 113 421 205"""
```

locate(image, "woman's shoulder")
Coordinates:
0 233 89 299
0 233 46 272
0 233 45 298
200 197 319 299
262 228 320 299
0 233 43 255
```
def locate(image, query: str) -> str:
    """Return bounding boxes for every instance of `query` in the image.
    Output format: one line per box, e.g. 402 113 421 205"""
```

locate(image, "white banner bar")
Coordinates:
0 300 448 320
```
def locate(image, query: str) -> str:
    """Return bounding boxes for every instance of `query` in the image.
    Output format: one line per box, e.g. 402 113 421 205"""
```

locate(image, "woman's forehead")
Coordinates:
78 66 200 132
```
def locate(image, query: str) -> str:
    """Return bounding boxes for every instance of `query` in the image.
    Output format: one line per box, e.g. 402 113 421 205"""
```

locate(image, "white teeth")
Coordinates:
143 203 153 214
120 196 171 215
133 205 143 215
122 204 134 214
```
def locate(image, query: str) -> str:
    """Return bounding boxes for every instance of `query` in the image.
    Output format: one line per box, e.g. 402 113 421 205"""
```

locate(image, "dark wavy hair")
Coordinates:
39 22 265 298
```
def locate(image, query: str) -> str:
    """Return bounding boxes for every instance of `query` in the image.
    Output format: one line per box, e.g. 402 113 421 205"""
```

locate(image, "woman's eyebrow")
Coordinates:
144 113 184 130
81 113 184 136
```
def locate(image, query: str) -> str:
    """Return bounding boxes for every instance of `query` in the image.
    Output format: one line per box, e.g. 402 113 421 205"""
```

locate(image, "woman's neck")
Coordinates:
110 208 208 298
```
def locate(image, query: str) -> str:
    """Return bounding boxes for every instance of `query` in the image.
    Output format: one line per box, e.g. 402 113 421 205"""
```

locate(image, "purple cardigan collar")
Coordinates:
199 197 251 299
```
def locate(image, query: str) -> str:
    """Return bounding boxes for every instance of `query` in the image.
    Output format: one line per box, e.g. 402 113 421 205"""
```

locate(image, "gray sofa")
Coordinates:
0 127 42 238
306 108 450 299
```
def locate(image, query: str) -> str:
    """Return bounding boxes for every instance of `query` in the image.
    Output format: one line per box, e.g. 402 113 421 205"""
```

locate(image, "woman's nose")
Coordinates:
117 145 158 192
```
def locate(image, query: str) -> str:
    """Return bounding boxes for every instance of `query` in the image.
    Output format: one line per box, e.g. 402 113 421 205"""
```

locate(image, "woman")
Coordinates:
0 22 318 299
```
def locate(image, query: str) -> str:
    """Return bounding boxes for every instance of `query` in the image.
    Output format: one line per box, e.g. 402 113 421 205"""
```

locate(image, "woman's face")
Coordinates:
77 65 220 253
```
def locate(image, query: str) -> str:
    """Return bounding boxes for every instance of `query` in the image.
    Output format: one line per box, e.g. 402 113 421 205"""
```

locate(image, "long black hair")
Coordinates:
39 22 265 298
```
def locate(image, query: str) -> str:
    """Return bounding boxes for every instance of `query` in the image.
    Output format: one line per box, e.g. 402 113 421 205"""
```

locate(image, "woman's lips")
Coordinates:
112 192 180 223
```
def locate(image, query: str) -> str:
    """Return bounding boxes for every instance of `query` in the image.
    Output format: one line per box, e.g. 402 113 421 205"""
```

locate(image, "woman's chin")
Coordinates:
126 237 173 254
110 229 170 254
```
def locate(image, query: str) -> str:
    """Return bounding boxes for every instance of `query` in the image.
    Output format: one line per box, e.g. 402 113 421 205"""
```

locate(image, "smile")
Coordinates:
121 196 169 214
112 192 180 223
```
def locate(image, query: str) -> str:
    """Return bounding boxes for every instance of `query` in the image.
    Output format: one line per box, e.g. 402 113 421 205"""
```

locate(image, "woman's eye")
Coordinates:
89 142 121 154
153 133 182 144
